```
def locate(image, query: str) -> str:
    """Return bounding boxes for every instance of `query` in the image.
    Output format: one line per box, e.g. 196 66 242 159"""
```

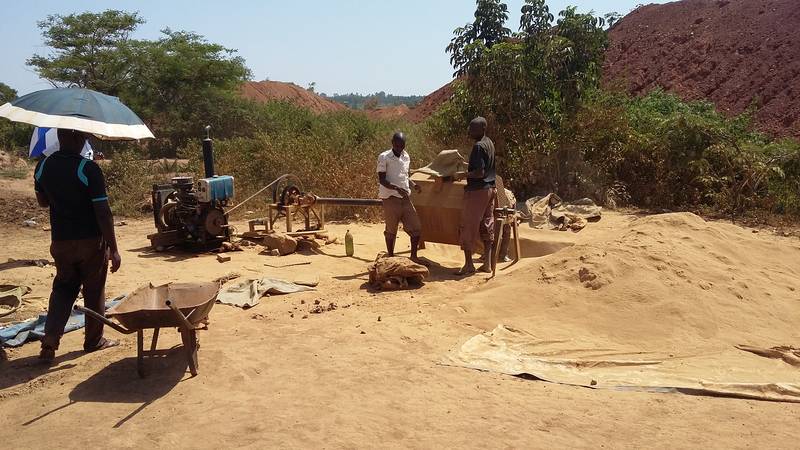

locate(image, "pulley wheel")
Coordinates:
158 202 178 230
279 185 302 206
204 208 226 236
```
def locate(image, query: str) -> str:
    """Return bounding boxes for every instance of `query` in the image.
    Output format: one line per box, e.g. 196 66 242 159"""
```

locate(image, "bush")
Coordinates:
103 150 152 216
175 102 438 220
428 87 800 220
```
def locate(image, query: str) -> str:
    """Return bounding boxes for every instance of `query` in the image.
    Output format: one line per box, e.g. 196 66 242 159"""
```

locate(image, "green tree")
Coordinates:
121 29 252 154
0 82 29 152
28 10 253 156
438 0 609 194
446 0 511 77
0 82 17 104
27 10 144 95
604 12 623 29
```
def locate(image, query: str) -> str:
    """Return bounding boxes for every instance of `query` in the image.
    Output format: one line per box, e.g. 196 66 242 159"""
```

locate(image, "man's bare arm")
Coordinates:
378 172 409 198
92 201 121 272
35 192 49 208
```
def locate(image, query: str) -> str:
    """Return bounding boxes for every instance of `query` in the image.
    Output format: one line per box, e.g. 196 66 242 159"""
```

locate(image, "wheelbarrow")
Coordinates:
75 282 219 378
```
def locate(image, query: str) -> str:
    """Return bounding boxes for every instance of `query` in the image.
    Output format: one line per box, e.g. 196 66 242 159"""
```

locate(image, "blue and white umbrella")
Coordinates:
30 127 94 160
0 87 154 140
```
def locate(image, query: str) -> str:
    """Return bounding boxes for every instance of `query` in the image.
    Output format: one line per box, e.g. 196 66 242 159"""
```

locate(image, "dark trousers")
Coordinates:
42 237 108 352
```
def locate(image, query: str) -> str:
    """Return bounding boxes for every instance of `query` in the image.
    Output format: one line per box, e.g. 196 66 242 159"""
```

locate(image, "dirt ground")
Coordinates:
1 173 799 448
605 0 800 138
240 80 347 114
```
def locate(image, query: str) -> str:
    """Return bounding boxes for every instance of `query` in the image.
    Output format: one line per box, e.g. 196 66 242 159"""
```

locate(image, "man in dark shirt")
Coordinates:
456 117 497 275
34 128 122 362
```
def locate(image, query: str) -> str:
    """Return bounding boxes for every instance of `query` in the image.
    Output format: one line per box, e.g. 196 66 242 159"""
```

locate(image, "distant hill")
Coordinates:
240 79 454 123
604 0 800 138
240 81 346 114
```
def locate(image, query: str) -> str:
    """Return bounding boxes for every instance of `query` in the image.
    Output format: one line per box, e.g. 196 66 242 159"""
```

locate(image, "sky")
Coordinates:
0 1 668 97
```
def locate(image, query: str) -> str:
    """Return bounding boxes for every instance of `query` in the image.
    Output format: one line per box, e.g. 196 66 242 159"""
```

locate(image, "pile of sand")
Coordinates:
2 207 799 445
444 212 800 400
239 80 455 122
604 0 800 138
364 104 411 121
405 81 456 123
459 212 799 349
240 80 347 114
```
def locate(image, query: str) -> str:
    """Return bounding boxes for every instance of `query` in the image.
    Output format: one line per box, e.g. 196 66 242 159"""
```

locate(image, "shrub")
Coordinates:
176 103 439 220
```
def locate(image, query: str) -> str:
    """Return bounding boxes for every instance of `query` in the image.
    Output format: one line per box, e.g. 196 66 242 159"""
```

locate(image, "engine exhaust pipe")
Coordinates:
202 125 215 178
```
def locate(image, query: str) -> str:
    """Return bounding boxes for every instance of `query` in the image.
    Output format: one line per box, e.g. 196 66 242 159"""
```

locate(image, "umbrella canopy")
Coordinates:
0 87 154 140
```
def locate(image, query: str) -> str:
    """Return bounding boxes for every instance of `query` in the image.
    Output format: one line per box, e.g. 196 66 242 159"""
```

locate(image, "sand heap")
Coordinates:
405 81 455 123
365 104 411 121
604 0 800 138
461 212 799 349
240 80 347 114
448 212 800 401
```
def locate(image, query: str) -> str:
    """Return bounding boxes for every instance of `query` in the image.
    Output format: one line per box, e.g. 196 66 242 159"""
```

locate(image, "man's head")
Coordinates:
392 131 406 152
57 129 88 154
468 117 487 140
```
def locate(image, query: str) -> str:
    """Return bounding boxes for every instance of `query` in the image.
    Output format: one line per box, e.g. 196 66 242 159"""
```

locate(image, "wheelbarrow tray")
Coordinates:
107 282 218 330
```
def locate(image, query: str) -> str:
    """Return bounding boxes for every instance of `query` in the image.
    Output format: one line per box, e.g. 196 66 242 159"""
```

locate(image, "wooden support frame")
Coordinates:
253 203 327 236
491 208 522 278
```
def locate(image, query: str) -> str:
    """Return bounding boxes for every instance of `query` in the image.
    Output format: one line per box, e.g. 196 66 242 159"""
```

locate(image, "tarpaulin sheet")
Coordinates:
524 194 602 232
445 325 800 403
217 278 314 308
0 297 123 347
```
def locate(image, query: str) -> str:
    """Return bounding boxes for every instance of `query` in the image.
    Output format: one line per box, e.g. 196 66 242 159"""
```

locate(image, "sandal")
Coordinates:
38 347 55 363
84 337 120 353
456 266 476 276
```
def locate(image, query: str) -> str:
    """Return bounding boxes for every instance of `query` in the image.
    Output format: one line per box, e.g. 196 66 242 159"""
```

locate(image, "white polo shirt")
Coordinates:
377 149 411 199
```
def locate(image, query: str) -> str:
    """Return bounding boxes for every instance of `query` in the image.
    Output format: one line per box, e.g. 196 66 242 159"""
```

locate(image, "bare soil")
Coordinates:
240 80 347 114
1 176 799 447
605 0 800 138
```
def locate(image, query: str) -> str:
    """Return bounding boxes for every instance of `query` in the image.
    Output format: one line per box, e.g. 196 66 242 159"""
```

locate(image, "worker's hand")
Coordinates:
110 250 122 273
394 186 409 199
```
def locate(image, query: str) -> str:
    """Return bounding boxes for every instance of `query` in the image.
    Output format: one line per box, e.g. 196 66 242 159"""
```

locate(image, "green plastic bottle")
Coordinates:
345 230 354 257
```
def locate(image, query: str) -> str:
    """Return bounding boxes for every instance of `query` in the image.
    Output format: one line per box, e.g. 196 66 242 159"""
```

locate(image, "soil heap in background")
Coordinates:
240 80 347 114
604 0 800 138
405 81 456 123
365 104 411 121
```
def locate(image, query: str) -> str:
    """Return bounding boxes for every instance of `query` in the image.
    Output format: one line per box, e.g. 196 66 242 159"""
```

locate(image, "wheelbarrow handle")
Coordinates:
165 300 199 331
73 305 135 334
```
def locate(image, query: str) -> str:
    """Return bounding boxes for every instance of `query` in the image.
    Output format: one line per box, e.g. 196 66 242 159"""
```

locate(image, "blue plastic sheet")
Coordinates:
0 297 123 347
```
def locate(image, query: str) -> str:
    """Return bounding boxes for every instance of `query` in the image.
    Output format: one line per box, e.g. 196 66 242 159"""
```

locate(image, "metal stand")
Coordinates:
492 207 521 277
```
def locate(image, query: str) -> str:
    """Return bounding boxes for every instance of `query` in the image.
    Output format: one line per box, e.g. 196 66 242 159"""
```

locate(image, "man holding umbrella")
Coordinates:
0 87 154 362
34 128 122 361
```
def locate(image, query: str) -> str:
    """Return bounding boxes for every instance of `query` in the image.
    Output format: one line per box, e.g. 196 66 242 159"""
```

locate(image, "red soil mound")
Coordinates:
365 104 412 121
604 0 800 138
240 81 346 114
406 81 456 123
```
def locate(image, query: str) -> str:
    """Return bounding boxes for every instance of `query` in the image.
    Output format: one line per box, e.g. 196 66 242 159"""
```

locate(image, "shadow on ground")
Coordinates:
20 348 189 428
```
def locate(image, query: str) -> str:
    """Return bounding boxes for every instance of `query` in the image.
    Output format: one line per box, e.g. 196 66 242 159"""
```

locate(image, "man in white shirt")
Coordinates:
377 132 425 264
